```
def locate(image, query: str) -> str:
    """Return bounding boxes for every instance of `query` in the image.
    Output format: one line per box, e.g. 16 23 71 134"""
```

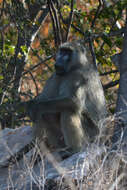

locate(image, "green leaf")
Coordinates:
102 34 112 47
0 75 3 80
21 45 28 55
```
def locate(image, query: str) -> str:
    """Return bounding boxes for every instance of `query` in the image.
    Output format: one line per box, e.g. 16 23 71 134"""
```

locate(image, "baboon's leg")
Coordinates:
60 111 88 152
34 116 64 152
81 114 99 142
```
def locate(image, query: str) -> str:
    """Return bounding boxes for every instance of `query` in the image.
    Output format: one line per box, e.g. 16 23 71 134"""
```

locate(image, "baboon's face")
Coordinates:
55 42 87 75
55 48 73 75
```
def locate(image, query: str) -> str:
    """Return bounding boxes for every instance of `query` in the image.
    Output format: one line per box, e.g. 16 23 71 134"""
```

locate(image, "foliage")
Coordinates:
0 0 127 128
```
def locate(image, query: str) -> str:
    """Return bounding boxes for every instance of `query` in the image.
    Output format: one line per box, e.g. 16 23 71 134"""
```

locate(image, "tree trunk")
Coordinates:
112 14 127 143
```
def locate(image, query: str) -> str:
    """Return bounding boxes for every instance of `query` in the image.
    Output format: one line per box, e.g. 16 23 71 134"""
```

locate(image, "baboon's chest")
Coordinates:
43 113 60 123
58 79 71 97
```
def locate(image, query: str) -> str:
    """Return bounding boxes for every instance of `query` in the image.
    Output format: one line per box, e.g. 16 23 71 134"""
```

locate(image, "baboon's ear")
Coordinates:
111 53 121 71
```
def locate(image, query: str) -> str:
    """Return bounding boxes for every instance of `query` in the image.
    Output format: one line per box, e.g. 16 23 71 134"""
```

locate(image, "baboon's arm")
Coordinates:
25 96 81 122
28 96 80 114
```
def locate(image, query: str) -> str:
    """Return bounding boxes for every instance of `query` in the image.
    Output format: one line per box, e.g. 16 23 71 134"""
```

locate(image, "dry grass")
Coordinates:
4 116 127 189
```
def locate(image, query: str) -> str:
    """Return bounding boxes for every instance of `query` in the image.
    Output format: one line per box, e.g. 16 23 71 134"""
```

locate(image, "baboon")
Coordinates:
27 41 107 153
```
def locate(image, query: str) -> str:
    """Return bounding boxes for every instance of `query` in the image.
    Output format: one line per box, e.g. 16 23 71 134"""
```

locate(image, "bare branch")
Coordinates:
55 0 64 23
50 0 62 45
28 71 39 96
103 80 119 90
65 0 74 41
47 0 62 47
0 24 10 32
28 6 49 48
0 0 5 18
88 35 97 67
71 24 85 35
88 0 103 67
91 0 103 29
0 31 4 56
100 70 118 76
23 55 54 76
30 48 54 72
93 28 125 38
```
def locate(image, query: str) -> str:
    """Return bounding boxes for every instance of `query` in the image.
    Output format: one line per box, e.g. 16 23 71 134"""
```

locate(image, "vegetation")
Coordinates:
1 1 127 189
0 0 126 129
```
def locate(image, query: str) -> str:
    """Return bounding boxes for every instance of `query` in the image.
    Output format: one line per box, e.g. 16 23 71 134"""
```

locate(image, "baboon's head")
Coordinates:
55 41 90 75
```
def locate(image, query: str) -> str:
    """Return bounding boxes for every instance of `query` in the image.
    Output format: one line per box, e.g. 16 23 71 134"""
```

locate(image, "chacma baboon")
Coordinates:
27 41 107 153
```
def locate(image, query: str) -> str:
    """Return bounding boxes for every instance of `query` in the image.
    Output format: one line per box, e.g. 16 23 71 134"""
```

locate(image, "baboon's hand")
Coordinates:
26 100 38 122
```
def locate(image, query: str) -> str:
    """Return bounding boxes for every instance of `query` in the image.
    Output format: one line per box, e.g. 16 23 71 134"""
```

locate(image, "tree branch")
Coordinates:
47 0 62 47
47 0 58 47
65 0 74 41
50 0 62 45
91 0 103 29
28 71 39 96
100 70 118 76
112 9 127 144
22 55 53 76
103 80 119 90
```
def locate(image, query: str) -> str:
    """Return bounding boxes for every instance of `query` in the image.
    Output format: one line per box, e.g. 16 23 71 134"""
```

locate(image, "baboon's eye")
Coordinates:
56 48 72 63
60 48 72 56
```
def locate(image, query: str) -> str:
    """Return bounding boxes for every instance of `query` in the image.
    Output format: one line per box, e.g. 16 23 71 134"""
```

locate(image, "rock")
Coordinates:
0 126 33 166
0 126 105 190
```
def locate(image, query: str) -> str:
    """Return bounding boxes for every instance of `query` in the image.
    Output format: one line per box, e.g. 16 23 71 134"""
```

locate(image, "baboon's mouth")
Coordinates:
55 63 66 75
55 69 65 75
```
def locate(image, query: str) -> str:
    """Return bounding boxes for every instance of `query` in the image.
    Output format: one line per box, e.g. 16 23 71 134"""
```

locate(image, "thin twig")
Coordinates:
55 0 67 42
4 55 53 88
91 0 103 29
103 80 119 89
31 48 53 71
65 0 74 41
31 5 49 36
100 9 124 50
0 31 4 56
47 0 62 47
89 0 103 67
50 0 62 45
93 28 125 38
47 0 58 47
56 0 74 42
22 55 53 76
100 70 118 76
56 0 65 24
71 24 85 35
0 0 5 18
28 71 39 96
88 34 97 67
72 24 124 39
55 0 64 43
